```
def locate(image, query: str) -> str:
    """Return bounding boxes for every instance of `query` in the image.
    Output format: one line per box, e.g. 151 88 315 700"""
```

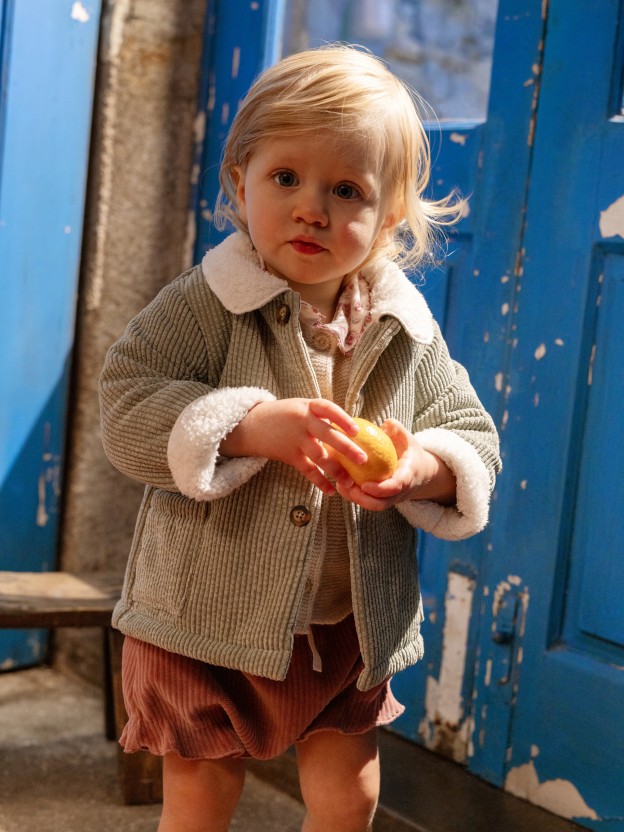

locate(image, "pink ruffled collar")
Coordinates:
299 274 373 353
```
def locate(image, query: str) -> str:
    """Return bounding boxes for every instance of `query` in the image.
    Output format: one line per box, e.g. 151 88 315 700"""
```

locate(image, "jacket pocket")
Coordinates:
130 490 205 620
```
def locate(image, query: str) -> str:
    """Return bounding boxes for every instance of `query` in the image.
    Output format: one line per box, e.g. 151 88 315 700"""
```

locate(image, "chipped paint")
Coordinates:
534 343 546 360
419 572 475 762
588 344 596 385
493 579 511 611
194 110 206 145
37 425 61 528
520 480 527 490
36 473 50 527
517 588 530 638
599 194 624 238
449 132 468 146
183 209 197 271
71 2 90 23
231 46 241 79
501 303 510 316
505 760 600 820
494 372 504 392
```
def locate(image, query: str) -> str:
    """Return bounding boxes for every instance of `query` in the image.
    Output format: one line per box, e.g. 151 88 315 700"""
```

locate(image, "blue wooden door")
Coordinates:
0 0 101 669
193 1 623 827
469 2 624 827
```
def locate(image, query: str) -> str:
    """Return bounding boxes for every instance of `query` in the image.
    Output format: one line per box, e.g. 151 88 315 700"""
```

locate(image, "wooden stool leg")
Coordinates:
106 628 163 805
102 627 117 741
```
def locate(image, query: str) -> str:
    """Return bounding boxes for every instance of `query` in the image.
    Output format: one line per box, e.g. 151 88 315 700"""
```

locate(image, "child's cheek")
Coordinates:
341 217 377 248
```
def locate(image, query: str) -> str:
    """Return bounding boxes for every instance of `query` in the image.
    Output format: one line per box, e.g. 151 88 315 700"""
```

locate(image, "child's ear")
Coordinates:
381 212 398 232
231 165 247 221
379 193 401 233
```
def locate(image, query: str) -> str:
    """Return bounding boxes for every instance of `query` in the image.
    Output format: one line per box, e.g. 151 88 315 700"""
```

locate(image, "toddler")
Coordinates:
100 44 501 832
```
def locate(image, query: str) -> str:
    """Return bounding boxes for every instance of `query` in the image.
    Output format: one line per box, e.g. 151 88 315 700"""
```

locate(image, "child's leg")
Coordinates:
157 752 246 832
296 728 380 832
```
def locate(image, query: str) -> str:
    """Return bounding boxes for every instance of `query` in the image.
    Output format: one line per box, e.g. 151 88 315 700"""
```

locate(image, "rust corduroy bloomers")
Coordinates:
120 614 404 760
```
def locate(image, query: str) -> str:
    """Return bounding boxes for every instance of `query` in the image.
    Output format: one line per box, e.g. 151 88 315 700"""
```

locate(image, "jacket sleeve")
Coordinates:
396 323 502 540
99 277 275 500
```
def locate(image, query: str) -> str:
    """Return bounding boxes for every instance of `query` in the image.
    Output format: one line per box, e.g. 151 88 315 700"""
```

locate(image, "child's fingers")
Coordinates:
380 418 410 456
321 424 367 464
359 477 406 499
297 455 337 496
308 400 359 437
306 405 367 465
335 478 390 511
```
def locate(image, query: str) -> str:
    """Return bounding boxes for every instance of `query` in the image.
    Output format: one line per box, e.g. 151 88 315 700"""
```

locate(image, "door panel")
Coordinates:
573 252 624 651
471 1 624 826
0 0 101 668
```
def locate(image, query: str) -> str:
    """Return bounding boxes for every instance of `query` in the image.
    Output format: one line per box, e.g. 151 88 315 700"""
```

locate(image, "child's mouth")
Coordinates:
290 239 325 255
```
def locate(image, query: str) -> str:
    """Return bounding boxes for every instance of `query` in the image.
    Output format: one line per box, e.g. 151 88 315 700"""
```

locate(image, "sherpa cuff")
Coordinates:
167 386 277 501
396 427 492 540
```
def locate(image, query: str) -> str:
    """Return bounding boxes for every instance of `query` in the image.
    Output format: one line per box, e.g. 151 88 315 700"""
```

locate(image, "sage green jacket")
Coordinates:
100 232 501 690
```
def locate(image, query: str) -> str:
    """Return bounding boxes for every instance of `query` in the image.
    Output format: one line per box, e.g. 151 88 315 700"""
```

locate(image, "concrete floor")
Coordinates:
0 667 305 832
0 666 586 832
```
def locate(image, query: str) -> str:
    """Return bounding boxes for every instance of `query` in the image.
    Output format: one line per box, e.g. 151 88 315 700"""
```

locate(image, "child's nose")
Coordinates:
292 187 328 226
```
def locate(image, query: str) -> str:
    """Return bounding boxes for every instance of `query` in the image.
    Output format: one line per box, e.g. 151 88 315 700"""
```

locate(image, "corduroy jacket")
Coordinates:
100 232 501 690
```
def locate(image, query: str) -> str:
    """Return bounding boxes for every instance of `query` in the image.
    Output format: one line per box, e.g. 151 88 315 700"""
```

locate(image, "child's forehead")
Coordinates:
251 131 381 175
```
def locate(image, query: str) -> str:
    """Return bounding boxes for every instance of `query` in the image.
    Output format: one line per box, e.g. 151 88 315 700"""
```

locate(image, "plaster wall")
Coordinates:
57 0 207 682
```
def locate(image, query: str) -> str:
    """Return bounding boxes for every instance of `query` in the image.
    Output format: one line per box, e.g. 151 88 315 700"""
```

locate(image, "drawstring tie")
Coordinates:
307 629 323 672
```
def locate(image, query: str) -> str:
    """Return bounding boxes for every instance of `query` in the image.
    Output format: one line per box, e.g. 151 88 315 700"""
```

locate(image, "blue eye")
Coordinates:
274 170 298 187
334 183 360 200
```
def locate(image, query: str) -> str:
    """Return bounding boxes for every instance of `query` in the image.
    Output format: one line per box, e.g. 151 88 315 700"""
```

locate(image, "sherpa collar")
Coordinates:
201 231 434 344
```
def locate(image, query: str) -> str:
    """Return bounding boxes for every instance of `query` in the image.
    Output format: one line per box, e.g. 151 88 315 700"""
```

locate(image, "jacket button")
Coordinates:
313 332 332 351
290 505 312 526
276 304 291 325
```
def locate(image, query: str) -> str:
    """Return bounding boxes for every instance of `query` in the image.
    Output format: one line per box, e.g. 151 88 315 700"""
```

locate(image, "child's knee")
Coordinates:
297 729 380 826
159 754 246 832
302 780 378 830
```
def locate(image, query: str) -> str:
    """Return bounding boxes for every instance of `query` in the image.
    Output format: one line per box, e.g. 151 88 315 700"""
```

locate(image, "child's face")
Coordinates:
233 132 396 309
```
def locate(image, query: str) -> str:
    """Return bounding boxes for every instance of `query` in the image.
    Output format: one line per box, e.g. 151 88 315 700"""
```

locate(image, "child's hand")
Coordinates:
334 419 457 511
219 398 368 495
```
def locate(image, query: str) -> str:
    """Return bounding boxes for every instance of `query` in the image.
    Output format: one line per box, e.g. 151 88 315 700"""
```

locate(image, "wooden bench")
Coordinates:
0 570 162 804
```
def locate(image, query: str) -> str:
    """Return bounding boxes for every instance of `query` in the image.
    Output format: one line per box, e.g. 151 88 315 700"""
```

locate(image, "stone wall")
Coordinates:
57 0 207 682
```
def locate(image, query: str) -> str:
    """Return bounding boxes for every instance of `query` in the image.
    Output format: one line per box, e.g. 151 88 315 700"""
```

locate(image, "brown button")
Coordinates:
313 333 332 351
276 304 291 325
290 505 312 527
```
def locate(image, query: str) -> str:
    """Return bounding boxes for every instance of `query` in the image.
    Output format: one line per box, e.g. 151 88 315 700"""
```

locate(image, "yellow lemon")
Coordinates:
326 418 398 485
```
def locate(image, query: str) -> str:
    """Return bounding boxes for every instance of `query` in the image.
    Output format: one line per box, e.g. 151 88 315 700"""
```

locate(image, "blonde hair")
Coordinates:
215 44 464 272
